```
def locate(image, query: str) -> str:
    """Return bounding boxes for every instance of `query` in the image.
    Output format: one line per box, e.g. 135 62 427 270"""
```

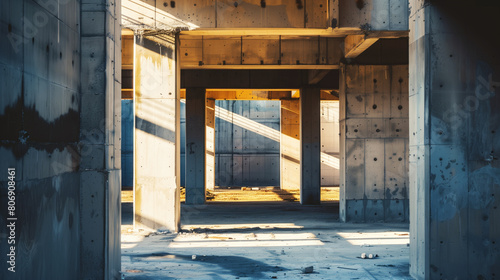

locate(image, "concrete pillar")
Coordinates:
280 100 301 190
185 88 206 205
134 35 180 232
300 88 321 204
0 0 120 278
80 1 122 279
409 2 500 279
339 65 409 223
206 98 215 191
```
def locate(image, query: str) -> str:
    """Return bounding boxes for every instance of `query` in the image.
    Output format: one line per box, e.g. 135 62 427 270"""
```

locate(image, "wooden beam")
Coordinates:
181 64 340 70
344 35 379 59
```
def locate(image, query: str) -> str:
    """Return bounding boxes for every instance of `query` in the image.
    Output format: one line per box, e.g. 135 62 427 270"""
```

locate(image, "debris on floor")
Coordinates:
302 266 314 274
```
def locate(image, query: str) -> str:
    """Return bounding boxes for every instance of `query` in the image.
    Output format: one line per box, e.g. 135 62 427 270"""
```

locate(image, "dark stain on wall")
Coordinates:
0 98 80 159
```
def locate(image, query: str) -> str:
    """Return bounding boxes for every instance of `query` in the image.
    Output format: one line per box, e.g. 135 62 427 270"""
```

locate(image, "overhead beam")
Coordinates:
181 65 340 70
180 29 408 38
181 69 340 90
180 90 295 100
181 28 359 37
344 35 379 59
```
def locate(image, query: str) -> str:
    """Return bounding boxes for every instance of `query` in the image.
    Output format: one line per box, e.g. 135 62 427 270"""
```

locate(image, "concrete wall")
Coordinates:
181 100 281 188
178 99 340 188
122 99 134 188
215 100 280 187
339 0 408 30
123 0 335 30
340 65 409 222
409 2 500 279
0 0 122 278
134 34 180 230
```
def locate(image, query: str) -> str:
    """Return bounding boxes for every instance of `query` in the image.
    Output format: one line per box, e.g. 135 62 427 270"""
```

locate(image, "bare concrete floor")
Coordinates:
121 202 411 279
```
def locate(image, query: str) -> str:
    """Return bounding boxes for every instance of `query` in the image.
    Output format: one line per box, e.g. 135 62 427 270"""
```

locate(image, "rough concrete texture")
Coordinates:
80 0 123 278
122 202 412 279
134 34 180 231
214 101 280 187
122 0 332 30
301 88 322 205
0 0 121 279
409 1 500 279
339 65 409 222
339 0 408 31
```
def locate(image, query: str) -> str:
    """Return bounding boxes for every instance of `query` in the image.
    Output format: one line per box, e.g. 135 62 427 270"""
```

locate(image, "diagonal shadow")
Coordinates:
126 252 287 278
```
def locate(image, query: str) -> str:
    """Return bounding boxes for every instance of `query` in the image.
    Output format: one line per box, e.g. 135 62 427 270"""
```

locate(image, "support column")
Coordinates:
409 2 500 279
206 98 215 191
280 100 301 190
300 88 321 204
134 35 180 232
339 65 409 223
185 88 206 205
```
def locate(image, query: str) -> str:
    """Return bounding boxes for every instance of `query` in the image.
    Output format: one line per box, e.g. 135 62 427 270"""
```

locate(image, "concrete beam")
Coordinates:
185 88 206 205
300 88 321 204
181 69 340 89
180 35 344 69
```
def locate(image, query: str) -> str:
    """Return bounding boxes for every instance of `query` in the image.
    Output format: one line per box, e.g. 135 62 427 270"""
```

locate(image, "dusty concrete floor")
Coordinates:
121 201 412 279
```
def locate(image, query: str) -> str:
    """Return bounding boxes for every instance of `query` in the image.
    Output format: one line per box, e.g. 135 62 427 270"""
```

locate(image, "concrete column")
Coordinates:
300 88 321 204
134 35 180 232
409 2 500 279
185 88 206 205
280 100 301 190
206 98 215 191
339 65 409 223
80 1 122 279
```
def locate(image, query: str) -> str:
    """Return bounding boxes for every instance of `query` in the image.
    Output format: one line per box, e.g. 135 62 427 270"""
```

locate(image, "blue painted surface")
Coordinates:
122 100 134 187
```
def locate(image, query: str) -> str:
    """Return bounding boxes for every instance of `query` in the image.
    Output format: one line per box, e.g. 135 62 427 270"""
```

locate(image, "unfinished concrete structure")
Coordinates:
0 0 498 279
